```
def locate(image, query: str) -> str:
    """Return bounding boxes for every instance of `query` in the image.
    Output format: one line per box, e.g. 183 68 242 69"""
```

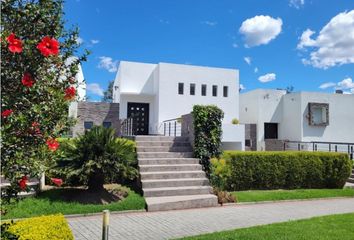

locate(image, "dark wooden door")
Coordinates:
127 102 149 135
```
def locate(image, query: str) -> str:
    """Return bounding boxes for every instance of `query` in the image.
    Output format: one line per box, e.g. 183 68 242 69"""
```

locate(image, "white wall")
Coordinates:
158 62 239 125
221 124 245 150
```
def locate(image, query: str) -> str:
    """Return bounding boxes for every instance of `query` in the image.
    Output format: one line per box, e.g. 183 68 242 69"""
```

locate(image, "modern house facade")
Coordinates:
240 89 354 151
113 61 245 150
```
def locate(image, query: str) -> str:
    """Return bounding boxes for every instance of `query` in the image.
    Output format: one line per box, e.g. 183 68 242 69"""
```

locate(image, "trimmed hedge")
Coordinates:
4 214 73 240
211 151 352 191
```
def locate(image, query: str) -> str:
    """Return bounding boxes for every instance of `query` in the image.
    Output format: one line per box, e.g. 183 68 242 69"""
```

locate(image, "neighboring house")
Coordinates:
240 89 354 151
112 61 245 150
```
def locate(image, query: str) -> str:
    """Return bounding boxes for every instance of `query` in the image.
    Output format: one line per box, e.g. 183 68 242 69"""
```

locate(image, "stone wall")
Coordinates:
265 139 286 151
181 113 194 147
245 124 257 151
71 102 120 137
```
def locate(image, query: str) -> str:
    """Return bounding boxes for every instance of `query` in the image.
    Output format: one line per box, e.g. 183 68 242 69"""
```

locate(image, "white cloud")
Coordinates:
298 10 354 69
159 19 170 24
319 82 336 89
289 0 305 9
337 77 354 90
201 21 217 26
90 39 99 44
232 43 238 48
244 57 251 65
258 73 276 83
76 37 84 44
239 15 283 47
254 67 259 73
86 83 104 96
98 56 118 73
240 84 246 90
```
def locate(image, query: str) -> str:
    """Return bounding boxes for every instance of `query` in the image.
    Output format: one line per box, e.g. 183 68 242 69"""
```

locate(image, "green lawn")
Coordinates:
180 213 354 240
233 188 354 203
2 186 145 220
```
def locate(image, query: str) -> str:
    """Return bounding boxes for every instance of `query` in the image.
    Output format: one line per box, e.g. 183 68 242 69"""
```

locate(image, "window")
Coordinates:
103 122 112 128
308 103 329 126
223 86 228 97
190 83 195 95
84 121 93 130
264 123 278 139
212 85 217 97
201 84 207 96
178 83 184 95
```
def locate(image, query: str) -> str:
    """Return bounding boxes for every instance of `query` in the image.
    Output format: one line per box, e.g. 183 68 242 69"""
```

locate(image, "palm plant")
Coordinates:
57 126 137 191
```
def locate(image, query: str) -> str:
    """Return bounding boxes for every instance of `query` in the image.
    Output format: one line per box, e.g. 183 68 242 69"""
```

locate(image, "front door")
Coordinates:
127 102 149 135
264 122 278 139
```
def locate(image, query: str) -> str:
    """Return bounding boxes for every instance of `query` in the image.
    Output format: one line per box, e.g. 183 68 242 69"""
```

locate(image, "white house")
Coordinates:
113 61 245 150
240 89 354 151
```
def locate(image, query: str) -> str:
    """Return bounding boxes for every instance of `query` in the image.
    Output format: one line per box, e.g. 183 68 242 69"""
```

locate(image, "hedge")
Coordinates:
211 151 352 191
3 214 73 240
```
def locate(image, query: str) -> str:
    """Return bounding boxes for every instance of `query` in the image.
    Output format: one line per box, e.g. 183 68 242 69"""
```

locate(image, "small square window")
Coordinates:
212 85 217 97
223 86 228 97
84 121 93 130
190 83 195 95
201 84 207 96
178 83 184 95
103 122 112 128
308 103 329 126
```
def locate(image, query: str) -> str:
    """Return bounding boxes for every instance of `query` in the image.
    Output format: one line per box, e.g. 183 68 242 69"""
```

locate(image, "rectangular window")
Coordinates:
212 85 217 97
308 103 329 126
178 83 184 95
223 86 228 97
84 121 93 130
201 84 207 96
103 122 112 128
190 83 195 95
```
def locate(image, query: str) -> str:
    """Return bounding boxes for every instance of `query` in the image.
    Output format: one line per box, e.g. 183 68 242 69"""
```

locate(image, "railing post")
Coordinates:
174 121 177 136
164 122 166 136
315 144 317 151
102 210 109 240
298 143 300 151
335 145 337 152
283 142 286 151
312 142 315 152
329 143 331 152
169 122 171 136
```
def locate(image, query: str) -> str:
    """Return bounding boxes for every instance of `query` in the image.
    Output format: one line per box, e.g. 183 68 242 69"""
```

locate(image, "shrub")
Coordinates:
1 0 88 201
55 126 138 191
212 151 352 191
231 118 239 124
4 214 73 240
192 105 224 173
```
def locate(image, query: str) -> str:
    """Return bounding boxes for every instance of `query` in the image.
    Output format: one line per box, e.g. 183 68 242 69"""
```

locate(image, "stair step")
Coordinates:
139 164 202 172
141 178 210 188
146 194 218 212
138 152 193 159
347 178 354 184
143 186 212 197
139 158 200 165
140 171 205 180
137 146 193 153
135 136 189 142
136 141 191 147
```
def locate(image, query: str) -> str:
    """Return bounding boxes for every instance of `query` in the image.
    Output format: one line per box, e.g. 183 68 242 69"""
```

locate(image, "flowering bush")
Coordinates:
1 0 88 201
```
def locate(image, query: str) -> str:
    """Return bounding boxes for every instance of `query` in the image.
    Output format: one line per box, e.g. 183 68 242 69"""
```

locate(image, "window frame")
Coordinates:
212 85 217 97
103 121 112 128
201 84 207 96
190 83 196 95
223 86 228 97
84 121 93 130
178 82 184 95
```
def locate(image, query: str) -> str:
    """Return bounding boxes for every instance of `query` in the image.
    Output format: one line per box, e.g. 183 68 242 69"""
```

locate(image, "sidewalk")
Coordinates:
67 198 354 240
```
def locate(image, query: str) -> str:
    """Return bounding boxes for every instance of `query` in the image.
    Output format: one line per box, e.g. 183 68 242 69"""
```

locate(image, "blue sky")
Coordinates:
64 0 354 101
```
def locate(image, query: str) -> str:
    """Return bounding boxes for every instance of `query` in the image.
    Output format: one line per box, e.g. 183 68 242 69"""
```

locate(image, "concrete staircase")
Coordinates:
136 136 218 211
347 168 354 184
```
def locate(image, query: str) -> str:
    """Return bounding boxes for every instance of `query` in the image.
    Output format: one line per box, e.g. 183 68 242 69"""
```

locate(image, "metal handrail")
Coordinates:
121 118 134 136
162 118 182 136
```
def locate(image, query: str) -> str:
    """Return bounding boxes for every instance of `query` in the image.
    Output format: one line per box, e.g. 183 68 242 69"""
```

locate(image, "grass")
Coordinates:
232 188 354 203
2 185 145 220
179 213 354 240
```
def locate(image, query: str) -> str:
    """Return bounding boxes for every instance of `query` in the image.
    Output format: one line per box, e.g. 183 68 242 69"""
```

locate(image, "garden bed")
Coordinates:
2 184 145 219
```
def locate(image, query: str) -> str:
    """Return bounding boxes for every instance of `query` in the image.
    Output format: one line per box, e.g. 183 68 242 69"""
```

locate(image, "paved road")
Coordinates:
67 198 354 240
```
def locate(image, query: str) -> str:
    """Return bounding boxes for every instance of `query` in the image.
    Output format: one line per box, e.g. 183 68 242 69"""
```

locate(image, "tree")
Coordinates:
56 126 138 191
1 0 88 201
102 80 114 102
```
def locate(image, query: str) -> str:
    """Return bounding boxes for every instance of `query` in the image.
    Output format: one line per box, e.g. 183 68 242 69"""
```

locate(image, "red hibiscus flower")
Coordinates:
64 86 76 100
1 109 13 118
51 178 63 187
46 138 59 151
18 176 28 190
22 72 35 87
37 36 59 57
31 121 41 135
6 33 22 53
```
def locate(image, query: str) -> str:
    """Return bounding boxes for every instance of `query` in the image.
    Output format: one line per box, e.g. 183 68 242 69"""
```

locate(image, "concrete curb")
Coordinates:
64 209 147 219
